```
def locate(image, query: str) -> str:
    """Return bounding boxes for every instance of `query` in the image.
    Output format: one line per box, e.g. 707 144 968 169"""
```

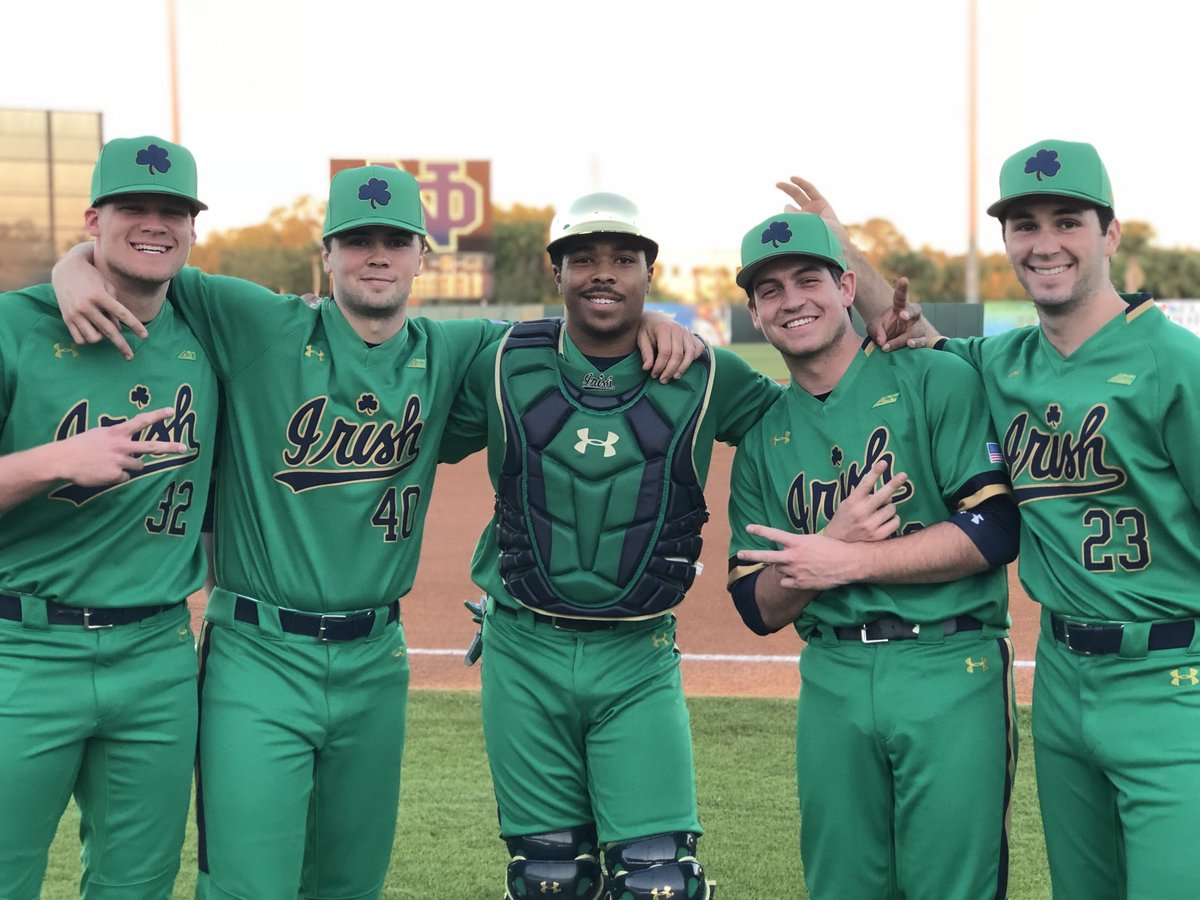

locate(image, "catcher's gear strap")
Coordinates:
496 318 711 619
505 826 604 900
604 832 714 899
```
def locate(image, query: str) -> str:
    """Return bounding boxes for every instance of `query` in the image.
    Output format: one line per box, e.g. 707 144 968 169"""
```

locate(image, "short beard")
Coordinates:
335 285 412 321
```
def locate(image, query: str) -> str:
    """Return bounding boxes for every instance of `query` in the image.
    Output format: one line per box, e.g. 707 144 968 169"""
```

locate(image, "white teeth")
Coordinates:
133 244 167 253
588 298 617 305
785 317 816 328
1033 265 1069 276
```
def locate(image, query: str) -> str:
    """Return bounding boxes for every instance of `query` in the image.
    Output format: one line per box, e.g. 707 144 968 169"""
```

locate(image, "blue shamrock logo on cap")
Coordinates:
135 144 172 175
1024 149 1061 182
761 220 793 248
358 178 391 209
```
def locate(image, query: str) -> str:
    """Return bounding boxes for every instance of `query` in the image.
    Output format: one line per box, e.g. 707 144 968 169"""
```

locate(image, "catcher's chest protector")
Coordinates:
496 320 712 619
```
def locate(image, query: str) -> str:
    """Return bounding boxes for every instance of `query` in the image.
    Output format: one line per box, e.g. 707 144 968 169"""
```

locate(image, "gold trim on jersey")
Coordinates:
727 560 768 588
955 482 1012 512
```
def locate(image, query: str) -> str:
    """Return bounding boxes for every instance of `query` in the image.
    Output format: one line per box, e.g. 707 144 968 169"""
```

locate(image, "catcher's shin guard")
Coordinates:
504 826 605 899
604 832 714 900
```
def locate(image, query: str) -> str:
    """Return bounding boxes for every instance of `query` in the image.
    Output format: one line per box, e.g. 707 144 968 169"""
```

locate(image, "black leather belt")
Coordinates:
1050 613 1195 655
234 596 398 642
0 593 183 628
816 614 984 643
493 602 622 632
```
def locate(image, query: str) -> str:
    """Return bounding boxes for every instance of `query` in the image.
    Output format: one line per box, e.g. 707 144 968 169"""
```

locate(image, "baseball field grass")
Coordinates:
44 691 1049 899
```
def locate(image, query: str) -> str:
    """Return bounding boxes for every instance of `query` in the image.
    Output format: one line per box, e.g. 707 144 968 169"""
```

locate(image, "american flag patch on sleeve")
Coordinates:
986 442 1003 464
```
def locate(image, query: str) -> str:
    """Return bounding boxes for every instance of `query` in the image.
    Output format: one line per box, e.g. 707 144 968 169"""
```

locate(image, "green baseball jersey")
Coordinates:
443 331 783 611
0 285 218 606
728 343 1011 637
165 268 507 611
941 296 1200 621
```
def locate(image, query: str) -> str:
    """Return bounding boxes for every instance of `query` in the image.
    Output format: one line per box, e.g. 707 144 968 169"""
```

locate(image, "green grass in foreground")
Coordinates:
46 692 1047 898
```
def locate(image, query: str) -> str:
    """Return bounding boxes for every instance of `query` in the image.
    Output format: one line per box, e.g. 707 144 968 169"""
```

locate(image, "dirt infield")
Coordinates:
190 443 1039 704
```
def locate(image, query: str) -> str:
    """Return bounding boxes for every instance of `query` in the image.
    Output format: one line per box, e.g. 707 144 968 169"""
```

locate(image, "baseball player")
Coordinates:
438 192 789 899
725 211 1020 899
0 137 217 898
51 170 699 899
860 141 1200 899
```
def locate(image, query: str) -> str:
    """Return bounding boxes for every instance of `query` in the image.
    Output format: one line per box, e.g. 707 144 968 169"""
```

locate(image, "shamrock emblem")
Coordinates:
1045 404 1062 428
130 385 151 409
1024 149 1061 182
358 178 391 209
831 446 843 467
357 393 379 416
135 144 171 175
761 220 792 248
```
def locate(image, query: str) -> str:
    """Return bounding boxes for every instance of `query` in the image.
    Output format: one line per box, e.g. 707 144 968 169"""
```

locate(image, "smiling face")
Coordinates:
1003 198 1120 314
749 256 857 362
85 193 196 289
323 225 425 324
554 237 652 356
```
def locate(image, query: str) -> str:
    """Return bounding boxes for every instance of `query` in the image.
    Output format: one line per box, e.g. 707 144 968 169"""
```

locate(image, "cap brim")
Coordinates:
324 214 427 240
93 185 207 213
987 187 1111 218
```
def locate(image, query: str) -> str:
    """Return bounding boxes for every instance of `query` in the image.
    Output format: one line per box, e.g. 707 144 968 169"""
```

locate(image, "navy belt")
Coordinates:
234 596 398 642
816 614 984 644
0 593 183 628
1050 613 1195 655
493 602 623 632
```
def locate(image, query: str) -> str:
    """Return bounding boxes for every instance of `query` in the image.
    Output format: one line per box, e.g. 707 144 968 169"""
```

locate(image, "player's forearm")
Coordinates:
850 522 991 584
753 565 819 631
844 240 899 324
0 444 71 513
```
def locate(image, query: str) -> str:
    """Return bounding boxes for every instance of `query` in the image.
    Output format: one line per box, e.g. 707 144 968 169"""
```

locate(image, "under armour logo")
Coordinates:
771 432 790 446
53 342 79 358
304 344 325 361
652 632 671 649
575 428 618 457
970 513 984 525
965 657 988 673
539 882 561 895
1171 668 1199 686
651 889 674 899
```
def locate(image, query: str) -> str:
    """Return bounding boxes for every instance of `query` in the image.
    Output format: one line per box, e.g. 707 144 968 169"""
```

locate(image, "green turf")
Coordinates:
728 342 791 382
45 692 1048 898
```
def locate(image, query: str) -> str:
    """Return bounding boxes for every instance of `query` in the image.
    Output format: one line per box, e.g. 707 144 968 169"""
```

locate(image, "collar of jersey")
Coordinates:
556 330 647 395
785 340 871 416
323 298 411 367
125 296 177 354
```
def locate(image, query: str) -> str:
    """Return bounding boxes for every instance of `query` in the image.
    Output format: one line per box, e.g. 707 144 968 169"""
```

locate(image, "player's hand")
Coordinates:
51 242 145 361
638 311 705 383
51 407 187 487
864 277 928 352
777 176 852 242
738 525 859 592
823 460 906 542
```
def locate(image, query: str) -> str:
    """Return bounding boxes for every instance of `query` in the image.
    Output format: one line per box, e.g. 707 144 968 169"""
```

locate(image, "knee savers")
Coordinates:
604 832 713 900
505 826 605 900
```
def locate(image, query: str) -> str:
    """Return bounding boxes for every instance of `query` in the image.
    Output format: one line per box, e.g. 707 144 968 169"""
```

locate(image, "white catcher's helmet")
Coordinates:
546 192 659 265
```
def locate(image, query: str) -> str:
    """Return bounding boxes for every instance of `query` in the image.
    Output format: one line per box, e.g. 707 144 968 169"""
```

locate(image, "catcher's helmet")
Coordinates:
546 192 658 265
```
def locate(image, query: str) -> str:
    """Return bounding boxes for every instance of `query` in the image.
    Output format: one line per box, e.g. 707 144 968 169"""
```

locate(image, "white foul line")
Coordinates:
406 647 1036 668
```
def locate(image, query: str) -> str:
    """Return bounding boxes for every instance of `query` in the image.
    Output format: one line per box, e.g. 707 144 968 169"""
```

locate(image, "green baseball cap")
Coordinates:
737 212 847 292
987 139 1113 218
323 165 427 239
90 136 206 212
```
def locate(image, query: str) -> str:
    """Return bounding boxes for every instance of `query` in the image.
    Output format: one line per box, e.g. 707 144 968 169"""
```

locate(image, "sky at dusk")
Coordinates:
4 0 1193 262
